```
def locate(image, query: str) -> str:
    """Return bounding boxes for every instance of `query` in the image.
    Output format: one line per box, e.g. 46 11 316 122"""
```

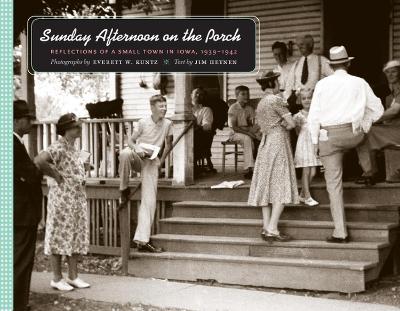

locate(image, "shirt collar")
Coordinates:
301 53 314 59
334 69 348 75
150 115 163 125
13 132 24 144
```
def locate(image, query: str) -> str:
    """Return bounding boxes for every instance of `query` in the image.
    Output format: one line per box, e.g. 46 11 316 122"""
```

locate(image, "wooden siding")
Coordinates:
120 1 175 119
225 0 323 100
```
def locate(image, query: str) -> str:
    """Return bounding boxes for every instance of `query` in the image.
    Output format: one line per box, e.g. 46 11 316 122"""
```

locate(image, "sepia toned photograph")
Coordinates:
11 0 400 310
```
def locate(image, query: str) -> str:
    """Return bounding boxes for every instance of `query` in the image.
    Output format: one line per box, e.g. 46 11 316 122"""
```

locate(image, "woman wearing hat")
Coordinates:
37 113 90 291
357 60 400 184
248 71 298 242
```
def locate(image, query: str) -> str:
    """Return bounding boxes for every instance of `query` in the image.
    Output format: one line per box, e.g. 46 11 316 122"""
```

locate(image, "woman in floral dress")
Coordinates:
248 71 299 242
37 113 90 291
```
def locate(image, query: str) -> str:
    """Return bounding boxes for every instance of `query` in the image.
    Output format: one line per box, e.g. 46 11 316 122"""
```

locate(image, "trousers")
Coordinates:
119 147 159 243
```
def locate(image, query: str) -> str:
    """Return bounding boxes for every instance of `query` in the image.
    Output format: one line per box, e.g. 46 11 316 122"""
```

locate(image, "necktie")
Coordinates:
301 56 308 85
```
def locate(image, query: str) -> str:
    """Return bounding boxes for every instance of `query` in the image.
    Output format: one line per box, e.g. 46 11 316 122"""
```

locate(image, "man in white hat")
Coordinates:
308 46 384 243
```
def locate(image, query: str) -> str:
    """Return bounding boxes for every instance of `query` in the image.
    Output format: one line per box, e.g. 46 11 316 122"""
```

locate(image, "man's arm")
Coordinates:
377 102 400 122
283 61 297 100
362 81 384 131
231 118 257 138
127 128 140 150
14 146 42 185
200 107 213 132
126 122 147 158
35 151 63 184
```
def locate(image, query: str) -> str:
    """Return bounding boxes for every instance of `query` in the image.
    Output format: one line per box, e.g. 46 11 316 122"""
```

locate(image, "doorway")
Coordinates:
323 0 391 179
323 0 390 88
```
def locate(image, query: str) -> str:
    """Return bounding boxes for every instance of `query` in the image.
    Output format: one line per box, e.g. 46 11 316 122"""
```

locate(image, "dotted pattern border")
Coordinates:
0 0 13 310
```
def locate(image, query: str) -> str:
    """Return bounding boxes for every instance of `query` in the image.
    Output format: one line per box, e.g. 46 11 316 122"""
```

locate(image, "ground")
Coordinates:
30 292 188 311
33 238 400 308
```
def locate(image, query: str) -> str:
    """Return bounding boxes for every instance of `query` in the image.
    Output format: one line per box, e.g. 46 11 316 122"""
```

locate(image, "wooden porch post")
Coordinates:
20 32 38 156
172 0 194 186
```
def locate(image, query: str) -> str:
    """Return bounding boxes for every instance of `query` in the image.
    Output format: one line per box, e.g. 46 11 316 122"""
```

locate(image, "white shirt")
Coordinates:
135 116 172 148
284 53 333 99
193 106 213 128
13 132 24 145
308 69 384 144
274 61 294 91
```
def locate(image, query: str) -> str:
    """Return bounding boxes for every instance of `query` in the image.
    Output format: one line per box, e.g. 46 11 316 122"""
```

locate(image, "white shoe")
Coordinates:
66 277 91 288
304 197 319 206
50 279 74 291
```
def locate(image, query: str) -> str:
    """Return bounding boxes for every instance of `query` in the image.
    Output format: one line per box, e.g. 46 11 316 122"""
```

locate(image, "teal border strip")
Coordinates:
0 0 13 310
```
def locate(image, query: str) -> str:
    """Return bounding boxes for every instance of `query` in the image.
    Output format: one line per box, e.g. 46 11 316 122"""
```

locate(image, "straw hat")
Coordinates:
327 46 354 64
383 60 400 72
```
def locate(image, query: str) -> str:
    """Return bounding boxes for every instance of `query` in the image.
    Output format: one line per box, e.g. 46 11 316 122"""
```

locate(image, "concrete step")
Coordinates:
172 201 400 223
128 251 378 293
159 217 399 243
151 234 391 262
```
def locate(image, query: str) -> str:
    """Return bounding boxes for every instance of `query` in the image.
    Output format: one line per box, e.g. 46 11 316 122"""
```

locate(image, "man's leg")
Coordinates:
320 152 348 239
232 133 254 170
356 139 377 177
118 148 142 206
14 226 37 311
133 159 159 245
119 147 136 191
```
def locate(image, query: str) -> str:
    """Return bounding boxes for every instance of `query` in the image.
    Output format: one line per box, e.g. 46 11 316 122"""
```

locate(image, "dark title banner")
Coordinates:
28 17 257 73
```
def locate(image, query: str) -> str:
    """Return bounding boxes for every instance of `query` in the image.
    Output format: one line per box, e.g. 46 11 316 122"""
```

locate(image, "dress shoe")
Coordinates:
304 197 319 206
355 176 376 186
326 236 350 243
136 242 163 253
262 231 292 242
50 279 74 291
66 277 91 288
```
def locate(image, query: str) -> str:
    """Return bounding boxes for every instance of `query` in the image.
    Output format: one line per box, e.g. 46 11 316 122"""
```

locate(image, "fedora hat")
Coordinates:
383 60 400 72
14 100 35 119
56 113 82 135
327 46 354 64
256 70 280 83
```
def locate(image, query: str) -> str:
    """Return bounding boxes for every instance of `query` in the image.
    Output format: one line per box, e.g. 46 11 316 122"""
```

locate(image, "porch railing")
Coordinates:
33 118 173 179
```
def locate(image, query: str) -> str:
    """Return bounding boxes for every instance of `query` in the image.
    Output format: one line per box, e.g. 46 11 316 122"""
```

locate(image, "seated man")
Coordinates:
357 60 400 184
118 95 172 253
228 85 261 179
192 87 215 175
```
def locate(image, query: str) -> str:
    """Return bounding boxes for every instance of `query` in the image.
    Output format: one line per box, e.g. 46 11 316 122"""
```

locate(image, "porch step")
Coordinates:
159 217 399 243
128 251 377 293
151 234 391 262
172 201 400 223
172 183 400 204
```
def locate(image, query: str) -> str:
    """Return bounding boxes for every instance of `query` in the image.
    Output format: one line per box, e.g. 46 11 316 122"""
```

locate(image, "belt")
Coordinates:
321 123 352 130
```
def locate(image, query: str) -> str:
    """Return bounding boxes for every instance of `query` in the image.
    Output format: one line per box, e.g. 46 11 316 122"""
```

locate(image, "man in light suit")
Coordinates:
13 100 43 311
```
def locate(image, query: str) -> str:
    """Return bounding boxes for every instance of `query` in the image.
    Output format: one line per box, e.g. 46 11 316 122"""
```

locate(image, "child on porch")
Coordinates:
293 88 322 206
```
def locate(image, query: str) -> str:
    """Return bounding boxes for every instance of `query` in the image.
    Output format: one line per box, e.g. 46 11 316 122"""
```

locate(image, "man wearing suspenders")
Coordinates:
284 34 333 113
